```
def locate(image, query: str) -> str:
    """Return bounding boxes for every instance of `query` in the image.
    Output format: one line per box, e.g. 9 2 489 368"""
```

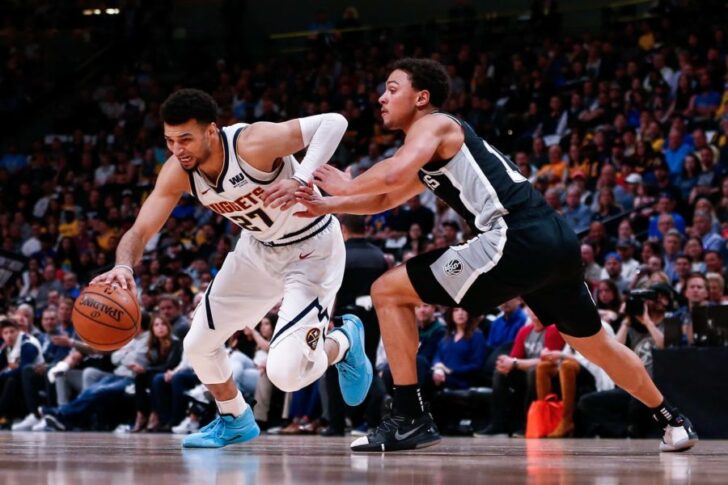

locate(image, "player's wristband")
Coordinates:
114 264 134 275
290 175 307 186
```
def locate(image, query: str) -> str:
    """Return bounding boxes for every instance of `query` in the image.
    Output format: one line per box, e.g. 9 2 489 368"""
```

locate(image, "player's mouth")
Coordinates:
178 155 193 164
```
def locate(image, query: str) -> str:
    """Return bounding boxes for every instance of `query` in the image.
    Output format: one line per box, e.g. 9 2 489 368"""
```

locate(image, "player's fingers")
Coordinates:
262 189 281 207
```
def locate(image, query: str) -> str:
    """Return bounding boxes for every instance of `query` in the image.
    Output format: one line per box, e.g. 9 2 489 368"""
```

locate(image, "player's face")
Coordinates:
164 120 215 171
379 69 421 130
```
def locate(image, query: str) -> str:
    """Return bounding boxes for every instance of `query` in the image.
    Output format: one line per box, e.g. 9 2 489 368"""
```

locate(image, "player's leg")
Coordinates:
266 221 372 405
350 255 445 452
524 279 698 451
182 236 283 448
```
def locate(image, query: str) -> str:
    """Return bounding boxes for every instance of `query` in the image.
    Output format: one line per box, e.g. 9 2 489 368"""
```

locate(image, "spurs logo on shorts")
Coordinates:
444 258 463 276
423 174 440 190
306 328 321 350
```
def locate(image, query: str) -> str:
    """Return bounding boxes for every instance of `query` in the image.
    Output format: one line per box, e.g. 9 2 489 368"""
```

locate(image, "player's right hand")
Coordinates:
90 265 137 294
293 182 333 218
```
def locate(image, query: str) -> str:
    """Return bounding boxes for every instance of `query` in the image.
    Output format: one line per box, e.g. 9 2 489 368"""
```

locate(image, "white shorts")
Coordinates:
184 216 345 391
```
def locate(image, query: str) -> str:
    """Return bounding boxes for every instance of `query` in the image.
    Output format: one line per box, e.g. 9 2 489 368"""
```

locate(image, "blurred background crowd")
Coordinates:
1 0 727 438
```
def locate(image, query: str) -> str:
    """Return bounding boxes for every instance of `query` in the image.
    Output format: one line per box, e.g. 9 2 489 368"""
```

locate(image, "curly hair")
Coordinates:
390 58 450 108
160 88 218 125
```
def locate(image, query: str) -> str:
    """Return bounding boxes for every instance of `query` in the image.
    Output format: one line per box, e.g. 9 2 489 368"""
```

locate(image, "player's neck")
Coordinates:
198 131 225 182
401 107 438 134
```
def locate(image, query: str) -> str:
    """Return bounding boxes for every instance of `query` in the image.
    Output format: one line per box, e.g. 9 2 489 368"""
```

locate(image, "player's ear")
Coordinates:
416 90 430 108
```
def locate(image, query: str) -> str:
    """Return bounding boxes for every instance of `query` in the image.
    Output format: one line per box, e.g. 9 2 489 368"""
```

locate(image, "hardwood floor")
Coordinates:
1 432 726 484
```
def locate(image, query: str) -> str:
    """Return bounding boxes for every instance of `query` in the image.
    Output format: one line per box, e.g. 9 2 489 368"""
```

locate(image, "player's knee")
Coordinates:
265 356 301 393
371 275 396 306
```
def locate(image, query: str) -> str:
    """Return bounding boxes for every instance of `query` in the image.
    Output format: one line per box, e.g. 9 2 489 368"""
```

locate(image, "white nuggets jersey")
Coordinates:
187 123 331 246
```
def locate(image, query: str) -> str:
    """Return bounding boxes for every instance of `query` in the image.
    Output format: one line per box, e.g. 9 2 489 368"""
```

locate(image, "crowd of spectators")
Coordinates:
1 2 728 438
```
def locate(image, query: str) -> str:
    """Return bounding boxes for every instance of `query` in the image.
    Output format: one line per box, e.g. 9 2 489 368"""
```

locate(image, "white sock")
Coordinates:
328 328 351 364
216 390 247 417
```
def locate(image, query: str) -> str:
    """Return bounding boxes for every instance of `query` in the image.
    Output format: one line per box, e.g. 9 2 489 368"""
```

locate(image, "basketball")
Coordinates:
72 284 141 352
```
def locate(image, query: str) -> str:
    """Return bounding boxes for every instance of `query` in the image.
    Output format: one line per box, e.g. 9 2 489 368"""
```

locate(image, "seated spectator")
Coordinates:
132 314 182 432
677 272 711 346
562 186 592 233
430 307 487 390
0 317 43 427
647 193 686 240
12 308 72 431
581 243 603 287
157 294 191 339
246 316 275 426
475 307 565 437
578 283 671 438
157 358 200 434
601 252 630 294
535 320 616 437
684 237 707 272
38 323 149 431
690 210 724 252
615 239 640 282
706 272 728 304
595 279 623 331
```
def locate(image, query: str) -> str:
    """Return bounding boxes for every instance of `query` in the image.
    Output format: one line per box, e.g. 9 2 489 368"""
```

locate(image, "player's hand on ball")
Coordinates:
312 165 351 195
90 265 137 294
262 178 302 210
294 182 332 218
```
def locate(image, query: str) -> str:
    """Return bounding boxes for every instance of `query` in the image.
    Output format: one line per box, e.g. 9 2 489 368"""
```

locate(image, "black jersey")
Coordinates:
417 114 547 233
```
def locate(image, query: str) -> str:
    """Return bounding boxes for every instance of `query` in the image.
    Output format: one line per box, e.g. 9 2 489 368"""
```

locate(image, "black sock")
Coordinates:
650 400 682 427
393 385 425 417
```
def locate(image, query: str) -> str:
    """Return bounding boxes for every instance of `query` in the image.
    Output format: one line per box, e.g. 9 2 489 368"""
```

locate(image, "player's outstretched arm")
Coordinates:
294 176 425 217
242 114 348 210
90 158 188 293
313 115 449 197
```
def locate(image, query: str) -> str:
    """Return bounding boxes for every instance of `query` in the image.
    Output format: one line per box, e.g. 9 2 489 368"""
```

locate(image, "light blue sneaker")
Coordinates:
182 407 260 448
334 314 373 406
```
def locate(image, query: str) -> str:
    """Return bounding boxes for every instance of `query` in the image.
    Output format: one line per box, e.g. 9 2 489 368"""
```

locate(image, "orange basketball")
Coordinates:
72 284 141 351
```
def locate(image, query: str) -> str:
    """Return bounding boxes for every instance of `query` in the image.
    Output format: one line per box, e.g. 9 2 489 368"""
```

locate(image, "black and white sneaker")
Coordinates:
350 412 441 452
659 415 698 452
43 414 66 432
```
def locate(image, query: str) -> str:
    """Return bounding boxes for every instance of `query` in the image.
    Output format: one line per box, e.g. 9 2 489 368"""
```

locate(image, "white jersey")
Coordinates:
187 123 331 246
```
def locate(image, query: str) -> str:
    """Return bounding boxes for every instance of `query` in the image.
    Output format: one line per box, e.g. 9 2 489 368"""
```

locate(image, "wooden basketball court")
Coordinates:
2 432 727 483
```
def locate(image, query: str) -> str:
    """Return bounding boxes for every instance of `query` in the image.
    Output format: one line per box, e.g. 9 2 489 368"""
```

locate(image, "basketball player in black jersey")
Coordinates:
295 58 697 453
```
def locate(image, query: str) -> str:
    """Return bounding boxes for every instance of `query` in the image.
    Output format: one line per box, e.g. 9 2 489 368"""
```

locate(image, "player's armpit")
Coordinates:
236 120 305 170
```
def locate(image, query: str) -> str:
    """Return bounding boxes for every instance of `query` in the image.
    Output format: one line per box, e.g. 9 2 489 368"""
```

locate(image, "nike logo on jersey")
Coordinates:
201 188 211 195
394 425 424 441
299 251 314 260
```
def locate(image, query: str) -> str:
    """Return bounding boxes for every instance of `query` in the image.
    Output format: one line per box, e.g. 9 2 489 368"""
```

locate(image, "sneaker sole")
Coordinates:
181 425 260 448
660 437 699 452
351 435 442 453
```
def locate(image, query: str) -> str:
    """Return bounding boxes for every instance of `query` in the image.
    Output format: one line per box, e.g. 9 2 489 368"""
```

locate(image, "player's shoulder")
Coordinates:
157 156 191 193
411 112 462 135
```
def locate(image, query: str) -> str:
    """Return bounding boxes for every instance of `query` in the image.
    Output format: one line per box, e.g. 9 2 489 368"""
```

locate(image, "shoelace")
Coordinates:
371 415 408 435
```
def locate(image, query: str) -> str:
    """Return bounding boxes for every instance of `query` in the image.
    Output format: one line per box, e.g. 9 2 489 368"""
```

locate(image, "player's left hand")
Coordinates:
312 165 351 195
293 183 333 218
262 178 302 210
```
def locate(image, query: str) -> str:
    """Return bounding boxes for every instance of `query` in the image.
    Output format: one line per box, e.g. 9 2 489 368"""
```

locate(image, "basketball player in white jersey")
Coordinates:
295 58 697 453
91 89 372 448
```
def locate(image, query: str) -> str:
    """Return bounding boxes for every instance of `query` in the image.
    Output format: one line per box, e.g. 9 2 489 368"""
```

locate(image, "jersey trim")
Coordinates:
259 215 332 247
187 171 198 199
213 128 230 193
232 126 285 185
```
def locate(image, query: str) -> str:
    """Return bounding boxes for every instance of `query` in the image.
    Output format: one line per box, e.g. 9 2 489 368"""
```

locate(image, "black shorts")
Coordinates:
406 207 601 338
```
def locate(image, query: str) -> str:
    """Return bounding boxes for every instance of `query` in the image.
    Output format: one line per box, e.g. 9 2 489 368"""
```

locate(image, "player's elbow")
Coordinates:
383 166 410 189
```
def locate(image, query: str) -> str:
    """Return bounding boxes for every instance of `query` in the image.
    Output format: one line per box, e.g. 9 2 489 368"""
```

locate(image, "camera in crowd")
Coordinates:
624 288 657 333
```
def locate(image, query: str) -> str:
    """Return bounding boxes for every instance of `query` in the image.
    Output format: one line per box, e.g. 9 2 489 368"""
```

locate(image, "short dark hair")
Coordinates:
339 214 367 235
0 316 19 330
390 58 450 108
160 88 218 126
